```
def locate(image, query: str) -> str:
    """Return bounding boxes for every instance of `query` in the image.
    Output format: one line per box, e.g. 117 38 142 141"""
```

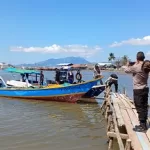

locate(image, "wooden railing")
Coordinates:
101 86 131 150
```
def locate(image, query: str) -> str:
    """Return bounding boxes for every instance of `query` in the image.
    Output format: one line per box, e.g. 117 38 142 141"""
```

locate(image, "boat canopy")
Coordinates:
57 63 73 66
4 68 40 75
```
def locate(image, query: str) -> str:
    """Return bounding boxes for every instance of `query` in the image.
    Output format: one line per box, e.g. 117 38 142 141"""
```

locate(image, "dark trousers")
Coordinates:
40 80 43 86
133 87 149 123
108 80 118 93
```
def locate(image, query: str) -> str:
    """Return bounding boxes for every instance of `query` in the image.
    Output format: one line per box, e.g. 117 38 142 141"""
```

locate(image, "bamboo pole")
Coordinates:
107 132 129 140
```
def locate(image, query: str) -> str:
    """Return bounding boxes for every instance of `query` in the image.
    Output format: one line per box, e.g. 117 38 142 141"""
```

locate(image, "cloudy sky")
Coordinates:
0 0 150 64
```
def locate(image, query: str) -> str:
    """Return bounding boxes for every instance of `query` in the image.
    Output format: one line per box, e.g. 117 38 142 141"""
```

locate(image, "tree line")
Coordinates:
108 53 130 68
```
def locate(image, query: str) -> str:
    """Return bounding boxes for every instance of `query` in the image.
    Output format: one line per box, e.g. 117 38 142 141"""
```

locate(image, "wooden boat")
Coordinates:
2 67 105 101
0 76 102 103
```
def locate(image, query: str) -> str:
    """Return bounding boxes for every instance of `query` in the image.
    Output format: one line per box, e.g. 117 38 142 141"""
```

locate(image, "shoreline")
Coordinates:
101 69 127 74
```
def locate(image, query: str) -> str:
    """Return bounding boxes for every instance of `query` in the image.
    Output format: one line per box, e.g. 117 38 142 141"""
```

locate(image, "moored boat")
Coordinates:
0 77 102 103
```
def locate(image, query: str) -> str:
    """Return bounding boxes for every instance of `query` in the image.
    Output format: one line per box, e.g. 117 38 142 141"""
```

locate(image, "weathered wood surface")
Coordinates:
103 87 125 150
111 94 143 150
111 93 150 150
107 132 129 140
119 94 138 118
125 139 131 150
111 94 125 127
119 94 150 144
108 98 125 150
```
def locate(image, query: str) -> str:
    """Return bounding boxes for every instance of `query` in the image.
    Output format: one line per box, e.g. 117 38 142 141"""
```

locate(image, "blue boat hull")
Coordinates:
0 78 101 103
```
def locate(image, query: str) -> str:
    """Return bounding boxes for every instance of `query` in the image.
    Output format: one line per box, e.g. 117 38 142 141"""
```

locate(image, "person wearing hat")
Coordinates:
93 63 103 85
124 51 149 132
93 63 102 79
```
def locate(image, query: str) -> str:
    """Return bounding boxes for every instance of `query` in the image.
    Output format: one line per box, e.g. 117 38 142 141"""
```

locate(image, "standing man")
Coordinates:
93 63 103 84
93 63 101 79
40 71 44 86
55 68 60 84
124 51 149 131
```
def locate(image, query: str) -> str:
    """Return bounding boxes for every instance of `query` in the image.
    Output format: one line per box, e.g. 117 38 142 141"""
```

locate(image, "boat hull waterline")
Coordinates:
0 78 101 103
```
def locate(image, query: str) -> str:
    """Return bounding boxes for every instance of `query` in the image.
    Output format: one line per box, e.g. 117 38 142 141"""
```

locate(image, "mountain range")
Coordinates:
17 57 91 67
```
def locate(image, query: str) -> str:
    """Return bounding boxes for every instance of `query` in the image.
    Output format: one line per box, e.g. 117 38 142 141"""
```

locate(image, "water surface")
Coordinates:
0 70 150 150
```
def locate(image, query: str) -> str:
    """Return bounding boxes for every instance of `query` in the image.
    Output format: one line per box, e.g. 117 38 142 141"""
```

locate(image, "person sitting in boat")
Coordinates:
68 68 74 84
105 73 118 93
40 71 44 86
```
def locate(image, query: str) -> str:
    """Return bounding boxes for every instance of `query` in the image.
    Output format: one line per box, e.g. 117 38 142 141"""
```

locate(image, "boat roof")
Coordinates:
98 62 113 66
5 68 40 75
57 63 73 66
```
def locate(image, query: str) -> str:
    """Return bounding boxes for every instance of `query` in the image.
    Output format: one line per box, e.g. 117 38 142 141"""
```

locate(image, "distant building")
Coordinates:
98 62 113 66
57 63 73 66
86 64 94 70
0 62 9 69
56 63 73 70
71 64 87 70
99 62 117 70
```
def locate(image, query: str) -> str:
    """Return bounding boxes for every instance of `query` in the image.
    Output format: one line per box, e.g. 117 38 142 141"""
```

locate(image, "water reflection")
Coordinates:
0 98 108 150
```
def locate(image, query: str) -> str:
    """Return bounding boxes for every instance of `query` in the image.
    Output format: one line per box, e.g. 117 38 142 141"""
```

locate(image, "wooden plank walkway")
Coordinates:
101 87 150 150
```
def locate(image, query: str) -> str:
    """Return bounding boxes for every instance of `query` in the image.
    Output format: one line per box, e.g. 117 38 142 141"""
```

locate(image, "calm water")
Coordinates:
0 70 150 150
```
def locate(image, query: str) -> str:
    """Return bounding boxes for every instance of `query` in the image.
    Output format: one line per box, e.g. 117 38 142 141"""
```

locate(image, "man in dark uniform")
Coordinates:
105 73 118 93
40 71 44 86
55 68 60 84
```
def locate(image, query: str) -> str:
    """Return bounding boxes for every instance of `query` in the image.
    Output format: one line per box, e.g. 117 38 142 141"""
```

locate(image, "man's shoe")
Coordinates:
133 123 147 132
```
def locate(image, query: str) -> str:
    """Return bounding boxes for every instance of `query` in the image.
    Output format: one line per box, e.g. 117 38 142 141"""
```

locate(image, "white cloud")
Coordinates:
10 44 102 58
146 51 150 58
110 36 150 47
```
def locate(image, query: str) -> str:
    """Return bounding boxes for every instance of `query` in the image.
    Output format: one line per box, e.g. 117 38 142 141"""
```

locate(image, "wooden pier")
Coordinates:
101 87 150 150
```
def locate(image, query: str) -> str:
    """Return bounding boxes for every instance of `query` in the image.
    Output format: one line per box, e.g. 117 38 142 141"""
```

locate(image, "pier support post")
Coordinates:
123 87 127 96
125 139 131 150
105 102 110 119
107 110 113 132
108 138 113 150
